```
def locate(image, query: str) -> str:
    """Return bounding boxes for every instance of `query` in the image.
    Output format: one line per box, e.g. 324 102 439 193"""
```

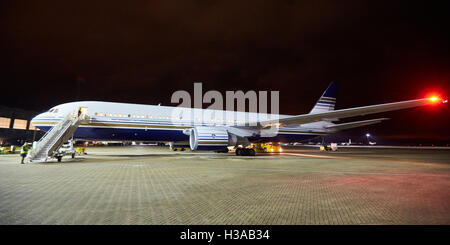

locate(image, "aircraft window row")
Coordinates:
92 112 245 123
94 113 160 119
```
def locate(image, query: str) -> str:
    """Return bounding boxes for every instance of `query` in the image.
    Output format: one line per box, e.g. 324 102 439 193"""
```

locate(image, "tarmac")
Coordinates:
0 145 449 225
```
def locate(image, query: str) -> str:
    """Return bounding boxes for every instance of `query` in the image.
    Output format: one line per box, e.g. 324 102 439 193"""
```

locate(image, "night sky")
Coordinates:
1 0 449 144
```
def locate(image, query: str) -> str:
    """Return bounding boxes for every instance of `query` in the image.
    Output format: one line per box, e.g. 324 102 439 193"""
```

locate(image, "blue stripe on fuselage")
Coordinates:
37 125 323 143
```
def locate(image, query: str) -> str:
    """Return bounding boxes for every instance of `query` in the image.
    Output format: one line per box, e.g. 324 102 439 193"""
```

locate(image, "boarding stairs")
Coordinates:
26 112 87 162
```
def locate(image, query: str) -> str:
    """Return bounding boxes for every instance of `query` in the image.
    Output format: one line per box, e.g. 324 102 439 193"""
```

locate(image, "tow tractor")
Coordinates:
170 146 186 151
169 142 187 151
251 142 283 153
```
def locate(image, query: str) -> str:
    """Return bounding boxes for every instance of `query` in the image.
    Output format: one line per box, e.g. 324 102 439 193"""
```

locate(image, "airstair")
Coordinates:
26 112 87 162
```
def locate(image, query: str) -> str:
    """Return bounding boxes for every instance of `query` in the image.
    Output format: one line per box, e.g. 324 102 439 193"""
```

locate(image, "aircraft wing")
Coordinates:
257 98 442 126
324 118 389 131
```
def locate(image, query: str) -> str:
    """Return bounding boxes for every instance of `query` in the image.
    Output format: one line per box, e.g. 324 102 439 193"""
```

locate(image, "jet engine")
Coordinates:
189 126 230 151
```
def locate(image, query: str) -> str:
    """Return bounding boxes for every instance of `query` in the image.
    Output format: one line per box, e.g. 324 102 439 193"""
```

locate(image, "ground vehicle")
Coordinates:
320 143 338 151
54 141 76 162
169 146 186 151
76 147 86 155
251 143 283 153
0 146 21 154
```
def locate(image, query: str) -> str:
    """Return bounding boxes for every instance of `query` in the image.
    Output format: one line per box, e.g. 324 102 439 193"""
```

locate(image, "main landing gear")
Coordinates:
235 148 256 156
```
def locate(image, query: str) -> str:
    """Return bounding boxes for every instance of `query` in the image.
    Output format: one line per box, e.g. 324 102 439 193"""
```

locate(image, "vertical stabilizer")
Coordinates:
309 81 338 114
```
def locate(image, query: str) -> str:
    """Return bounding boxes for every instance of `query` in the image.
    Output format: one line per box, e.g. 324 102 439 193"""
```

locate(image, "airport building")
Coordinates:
0 105 44 146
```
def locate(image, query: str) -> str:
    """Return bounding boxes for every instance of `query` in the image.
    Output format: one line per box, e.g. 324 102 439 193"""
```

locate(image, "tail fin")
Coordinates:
309 81 338 114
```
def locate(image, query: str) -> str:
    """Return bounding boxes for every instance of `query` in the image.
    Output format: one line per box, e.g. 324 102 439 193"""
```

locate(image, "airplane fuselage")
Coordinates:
31 101 328 144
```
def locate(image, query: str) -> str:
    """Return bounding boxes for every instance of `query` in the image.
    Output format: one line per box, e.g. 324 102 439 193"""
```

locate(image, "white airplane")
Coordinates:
30 82 446 156
340 139 352 146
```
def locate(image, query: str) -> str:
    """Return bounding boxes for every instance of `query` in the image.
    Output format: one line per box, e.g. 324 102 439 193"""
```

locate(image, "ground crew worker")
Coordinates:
20 142 31 164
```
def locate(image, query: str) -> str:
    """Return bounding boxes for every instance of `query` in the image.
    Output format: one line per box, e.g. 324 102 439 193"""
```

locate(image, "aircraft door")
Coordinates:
77 107 88 119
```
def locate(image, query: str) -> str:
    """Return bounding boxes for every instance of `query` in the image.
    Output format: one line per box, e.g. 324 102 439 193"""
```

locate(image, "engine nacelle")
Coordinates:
189 126 230 151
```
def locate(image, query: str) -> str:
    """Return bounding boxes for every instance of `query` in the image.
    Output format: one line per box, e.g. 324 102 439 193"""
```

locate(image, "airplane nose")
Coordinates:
30 113 42 126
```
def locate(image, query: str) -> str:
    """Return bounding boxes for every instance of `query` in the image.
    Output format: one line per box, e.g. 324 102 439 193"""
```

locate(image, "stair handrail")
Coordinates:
43 116 76 155
47 117 82 155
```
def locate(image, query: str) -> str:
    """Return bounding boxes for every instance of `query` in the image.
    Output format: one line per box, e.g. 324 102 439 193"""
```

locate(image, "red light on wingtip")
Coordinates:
429 96 439 102
427 96 448 104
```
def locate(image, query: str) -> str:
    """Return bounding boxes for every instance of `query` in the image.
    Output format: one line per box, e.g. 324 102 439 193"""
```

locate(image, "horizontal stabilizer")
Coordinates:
325 118 389 131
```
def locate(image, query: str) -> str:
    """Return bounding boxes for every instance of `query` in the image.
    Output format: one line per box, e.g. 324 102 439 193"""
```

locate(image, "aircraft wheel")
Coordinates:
236 148 255 156
236 148 243 156
248 149 256 156
57 156 62 162
71 153 75 158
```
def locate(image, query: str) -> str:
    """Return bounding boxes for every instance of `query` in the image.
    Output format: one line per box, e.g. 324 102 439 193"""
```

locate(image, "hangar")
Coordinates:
0 105 44 146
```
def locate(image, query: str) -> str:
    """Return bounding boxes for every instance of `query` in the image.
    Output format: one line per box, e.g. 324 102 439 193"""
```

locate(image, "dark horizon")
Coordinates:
1 0 449 144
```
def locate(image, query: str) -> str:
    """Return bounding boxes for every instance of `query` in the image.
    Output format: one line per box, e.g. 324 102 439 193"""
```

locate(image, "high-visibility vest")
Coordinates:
20 145 30 155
